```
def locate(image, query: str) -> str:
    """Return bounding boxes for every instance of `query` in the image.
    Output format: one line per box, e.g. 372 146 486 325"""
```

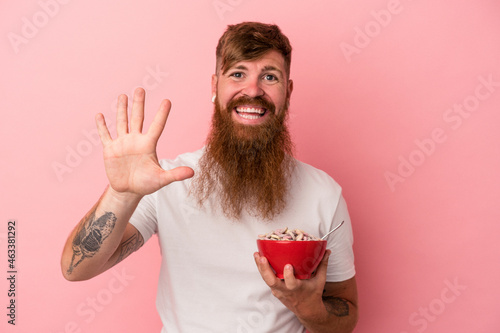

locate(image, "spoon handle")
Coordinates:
321 220 345 240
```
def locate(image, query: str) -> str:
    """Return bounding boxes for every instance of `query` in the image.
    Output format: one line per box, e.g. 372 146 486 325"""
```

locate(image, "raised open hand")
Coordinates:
95 88 194 197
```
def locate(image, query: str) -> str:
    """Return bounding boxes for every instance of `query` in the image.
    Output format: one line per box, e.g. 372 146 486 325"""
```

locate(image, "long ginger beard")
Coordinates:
191 95 295 221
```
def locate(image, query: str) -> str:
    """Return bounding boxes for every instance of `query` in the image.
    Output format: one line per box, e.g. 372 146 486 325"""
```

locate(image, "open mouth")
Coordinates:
235 106 267 120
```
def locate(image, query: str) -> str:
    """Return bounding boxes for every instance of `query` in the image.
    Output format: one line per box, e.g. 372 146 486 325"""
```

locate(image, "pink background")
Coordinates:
1 0 499 332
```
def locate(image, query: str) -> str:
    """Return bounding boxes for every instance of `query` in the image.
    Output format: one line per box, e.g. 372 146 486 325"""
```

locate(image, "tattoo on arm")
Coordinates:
67 209 117 275
322 296 350 317
114 230 144 265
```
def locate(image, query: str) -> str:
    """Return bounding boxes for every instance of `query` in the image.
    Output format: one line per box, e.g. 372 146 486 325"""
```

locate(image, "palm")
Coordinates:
102 132 163 195
96 88 193 196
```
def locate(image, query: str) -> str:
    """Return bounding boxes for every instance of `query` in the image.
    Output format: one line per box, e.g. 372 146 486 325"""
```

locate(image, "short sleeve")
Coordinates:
325 194 355 282
129 192 158 242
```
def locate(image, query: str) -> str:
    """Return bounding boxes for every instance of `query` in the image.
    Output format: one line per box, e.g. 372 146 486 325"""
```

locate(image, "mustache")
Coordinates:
225 96 276 114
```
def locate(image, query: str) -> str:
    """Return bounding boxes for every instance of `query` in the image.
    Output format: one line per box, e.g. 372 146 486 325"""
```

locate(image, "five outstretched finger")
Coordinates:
116 94 129 136
164 166 195 185
148 99 171 140
130 88 146 133
95 113 112 144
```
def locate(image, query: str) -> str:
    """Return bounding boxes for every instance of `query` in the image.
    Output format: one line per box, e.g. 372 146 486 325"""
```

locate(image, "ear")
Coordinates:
287 79 294 99
211 74 218 99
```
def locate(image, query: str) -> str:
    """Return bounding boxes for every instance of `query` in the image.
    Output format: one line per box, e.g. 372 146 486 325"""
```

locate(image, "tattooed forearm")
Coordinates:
323 296 350 317
114 231 144 265
67 210 117 275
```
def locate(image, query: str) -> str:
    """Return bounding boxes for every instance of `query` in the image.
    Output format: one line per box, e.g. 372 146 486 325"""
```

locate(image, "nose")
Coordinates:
241 77 264 98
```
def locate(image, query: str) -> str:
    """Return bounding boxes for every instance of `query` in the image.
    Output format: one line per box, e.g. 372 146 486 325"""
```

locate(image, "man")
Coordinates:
61 22 358 332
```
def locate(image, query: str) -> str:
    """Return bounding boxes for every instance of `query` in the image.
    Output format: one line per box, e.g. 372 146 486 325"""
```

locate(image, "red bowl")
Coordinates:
257 239 327 279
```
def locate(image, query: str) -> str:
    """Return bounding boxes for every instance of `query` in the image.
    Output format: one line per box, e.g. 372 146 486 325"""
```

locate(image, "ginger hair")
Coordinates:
215 22 292 78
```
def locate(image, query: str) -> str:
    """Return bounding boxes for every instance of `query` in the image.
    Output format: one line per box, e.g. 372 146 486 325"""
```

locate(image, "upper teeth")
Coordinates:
236 107 265 114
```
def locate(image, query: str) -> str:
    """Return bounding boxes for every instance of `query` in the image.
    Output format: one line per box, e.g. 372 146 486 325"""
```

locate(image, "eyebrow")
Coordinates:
232 65 248 71
262 65 282 74
228 65 284 77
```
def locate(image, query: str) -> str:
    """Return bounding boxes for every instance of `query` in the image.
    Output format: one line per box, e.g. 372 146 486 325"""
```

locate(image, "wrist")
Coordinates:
106 185 144 204
295 298 329 326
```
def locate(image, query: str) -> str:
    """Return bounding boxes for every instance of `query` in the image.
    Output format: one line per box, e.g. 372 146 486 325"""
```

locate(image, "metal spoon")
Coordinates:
321 220 345 240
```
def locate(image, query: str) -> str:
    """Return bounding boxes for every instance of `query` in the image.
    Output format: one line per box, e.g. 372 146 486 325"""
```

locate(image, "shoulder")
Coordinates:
292 159 342 199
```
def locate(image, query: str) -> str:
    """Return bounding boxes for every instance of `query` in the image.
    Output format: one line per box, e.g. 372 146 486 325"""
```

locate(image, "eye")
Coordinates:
263 74 277 82
230 72 243 78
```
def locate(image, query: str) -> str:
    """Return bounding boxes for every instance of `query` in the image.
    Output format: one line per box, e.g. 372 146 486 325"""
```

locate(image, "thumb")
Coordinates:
159 166 194 187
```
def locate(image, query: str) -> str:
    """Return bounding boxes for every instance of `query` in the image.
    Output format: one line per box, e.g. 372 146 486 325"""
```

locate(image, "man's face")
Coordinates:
192 50 295 220
211 50 293 128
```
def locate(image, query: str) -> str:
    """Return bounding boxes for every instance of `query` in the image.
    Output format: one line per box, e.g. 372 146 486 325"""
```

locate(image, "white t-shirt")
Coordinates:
130 148 355 333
